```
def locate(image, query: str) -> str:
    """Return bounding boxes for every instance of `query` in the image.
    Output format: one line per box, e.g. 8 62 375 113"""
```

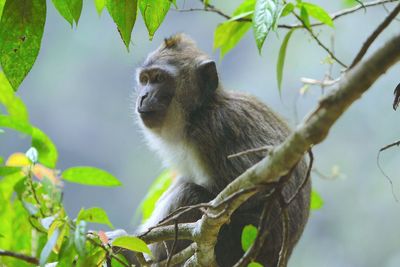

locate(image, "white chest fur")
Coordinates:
142 128 210 187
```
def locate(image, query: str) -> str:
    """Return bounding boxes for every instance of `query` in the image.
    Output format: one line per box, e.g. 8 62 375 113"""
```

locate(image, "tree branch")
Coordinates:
0 249 39 265
139 223 196 244
176 0 399 29
350 2 400 68
189 33 400 266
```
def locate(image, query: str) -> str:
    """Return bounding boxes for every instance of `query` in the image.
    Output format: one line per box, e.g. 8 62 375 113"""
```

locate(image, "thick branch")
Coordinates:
0 250 39 265
191 33 400 266
139 223 196 244
153 243 196 267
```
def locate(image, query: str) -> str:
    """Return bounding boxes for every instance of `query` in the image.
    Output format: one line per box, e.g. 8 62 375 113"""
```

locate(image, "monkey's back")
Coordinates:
187 89 311 267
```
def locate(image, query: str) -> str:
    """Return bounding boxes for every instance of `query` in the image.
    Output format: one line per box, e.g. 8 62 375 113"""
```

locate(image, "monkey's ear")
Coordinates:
197 60 219 93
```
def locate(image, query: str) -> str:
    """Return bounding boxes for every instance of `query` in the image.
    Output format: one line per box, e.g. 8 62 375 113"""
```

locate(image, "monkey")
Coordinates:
128 33 311 267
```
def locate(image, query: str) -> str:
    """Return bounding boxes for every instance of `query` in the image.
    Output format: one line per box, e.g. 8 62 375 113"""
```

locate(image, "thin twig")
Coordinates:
277 209 290 267
176 0 398 29
232 164 300 267
0 249 39 265
140 187 259 239
289 8 348 68
350 2 400 68
286 150 314 205
166 220 179 267
227 145 273 159
300 77 340 87
87 235 130 267
27 168 46 217
377 141 400 202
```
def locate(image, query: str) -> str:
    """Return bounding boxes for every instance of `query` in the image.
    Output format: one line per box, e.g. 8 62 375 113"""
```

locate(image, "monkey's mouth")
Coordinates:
137 108 165 128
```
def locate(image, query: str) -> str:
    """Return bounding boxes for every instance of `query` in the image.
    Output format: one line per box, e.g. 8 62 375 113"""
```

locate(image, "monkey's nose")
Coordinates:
139 92 149 108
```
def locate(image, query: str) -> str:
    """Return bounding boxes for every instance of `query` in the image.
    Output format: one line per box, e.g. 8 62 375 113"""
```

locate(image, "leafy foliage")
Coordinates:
241 224 258 251
106 0 138 50
0 0 46 90
138 169 174 222
298 2 333 27
94 0 106 15
214 0 255 58
139 0 171 40
51 0 83 26
241 225 264 266
276 29 295 91
0 0 334 265
311 190 324 210
61 166 121 187
253 0 279 53
112 236 152 255
77 207 114 229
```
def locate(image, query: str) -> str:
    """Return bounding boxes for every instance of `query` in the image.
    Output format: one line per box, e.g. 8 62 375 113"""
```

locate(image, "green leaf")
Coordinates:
139 170 173 222
81 248 106 266
0 115 59 168
214 0 255 58
62 166 121 187
341 0 360 8
241 224 258 252
74 220 87 257
0 72 29 122
226 11 254 22
0 166 21 177
58 237 77 267
310 190 324 210
299 5 310 29
280 3 294 17
0 0 46 90
0 0 5 19
253 0 279 53
301 2 333 27
106 0 138 50
248 262 263 267
39 227 60 266
112 236 152 255
51 0 83 26
111 254 129 267
139 0 171 40
31 127 58 168
0 114 31 134
94 0 106 15
276 29 295 92
77 207 114 229
214 22 252 59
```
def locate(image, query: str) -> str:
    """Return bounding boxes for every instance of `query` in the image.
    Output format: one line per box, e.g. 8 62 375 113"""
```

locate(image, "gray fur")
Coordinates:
133 34 311 267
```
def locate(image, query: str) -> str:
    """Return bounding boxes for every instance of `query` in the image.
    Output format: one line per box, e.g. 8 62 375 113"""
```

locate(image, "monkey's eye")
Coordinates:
139 73 149 84
154 73 165 83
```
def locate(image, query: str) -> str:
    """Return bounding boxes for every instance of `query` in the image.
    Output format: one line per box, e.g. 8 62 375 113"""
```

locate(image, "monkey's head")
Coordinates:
135 34 219 130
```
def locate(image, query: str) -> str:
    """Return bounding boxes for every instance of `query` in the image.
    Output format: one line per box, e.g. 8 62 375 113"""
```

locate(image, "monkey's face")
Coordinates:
136 66 176 129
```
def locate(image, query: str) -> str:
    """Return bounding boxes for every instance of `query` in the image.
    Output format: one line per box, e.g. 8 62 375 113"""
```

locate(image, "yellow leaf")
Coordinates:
6 152 31 167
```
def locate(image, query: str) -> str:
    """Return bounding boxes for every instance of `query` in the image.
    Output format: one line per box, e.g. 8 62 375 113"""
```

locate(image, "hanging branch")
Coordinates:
350 2 400 68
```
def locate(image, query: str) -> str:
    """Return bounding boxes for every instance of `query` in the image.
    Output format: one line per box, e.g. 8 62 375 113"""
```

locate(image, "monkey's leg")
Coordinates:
117 181 215 266
147 181 215 263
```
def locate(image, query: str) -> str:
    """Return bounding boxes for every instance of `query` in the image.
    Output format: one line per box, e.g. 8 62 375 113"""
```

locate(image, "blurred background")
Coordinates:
1 0 400 266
